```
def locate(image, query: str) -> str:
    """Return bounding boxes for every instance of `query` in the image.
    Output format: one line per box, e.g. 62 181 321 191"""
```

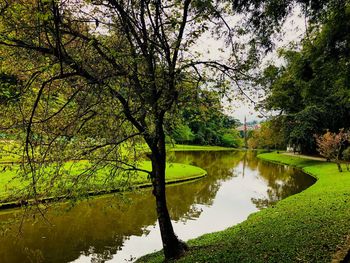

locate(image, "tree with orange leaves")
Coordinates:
315 129 349 172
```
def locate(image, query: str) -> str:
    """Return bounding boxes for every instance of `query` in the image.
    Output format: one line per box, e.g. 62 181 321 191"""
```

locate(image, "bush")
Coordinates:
172 124 195 144
220 130 242 148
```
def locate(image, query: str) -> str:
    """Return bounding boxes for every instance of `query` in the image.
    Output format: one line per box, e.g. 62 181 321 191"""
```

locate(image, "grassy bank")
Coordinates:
138 152 350 262
0 142 234 164
0 140 234 208
0 161 206 208
168 144 235 151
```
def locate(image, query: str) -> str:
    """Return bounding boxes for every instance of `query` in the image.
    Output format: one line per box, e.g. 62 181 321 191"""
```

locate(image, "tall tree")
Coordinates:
258 2 350 153
0 0 343 259
0 0 249 259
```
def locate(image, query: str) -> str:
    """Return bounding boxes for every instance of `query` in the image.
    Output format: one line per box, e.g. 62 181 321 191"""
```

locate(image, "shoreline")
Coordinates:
138 151 350 262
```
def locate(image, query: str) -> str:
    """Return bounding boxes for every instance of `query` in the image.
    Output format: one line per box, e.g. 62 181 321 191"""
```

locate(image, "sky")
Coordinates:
77 2 307 123
235 8 306 123
194 6 307 123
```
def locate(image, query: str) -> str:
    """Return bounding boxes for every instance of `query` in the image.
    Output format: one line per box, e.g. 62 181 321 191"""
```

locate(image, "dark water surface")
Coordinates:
0 151 315 263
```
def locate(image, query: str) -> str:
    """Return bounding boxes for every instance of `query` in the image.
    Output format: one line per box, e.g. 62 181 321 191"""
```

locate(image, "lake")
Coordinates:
0 151 315 262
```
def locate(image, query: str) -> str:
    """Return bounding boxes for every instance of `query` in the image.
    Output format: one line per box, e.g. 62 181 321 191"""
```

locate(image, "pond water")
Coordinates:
0 151 315 263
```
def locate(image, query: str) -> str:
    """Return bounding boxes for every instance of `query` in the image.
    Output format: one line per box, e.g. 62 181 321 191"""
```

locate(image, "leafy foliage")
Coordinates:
232 0 345 51
171 124 195 145
171 90 241 147
315 129 349 172
248 120 285 150
260 5 350 153
0 72 20 104
139 152 350 263
342 147 350 171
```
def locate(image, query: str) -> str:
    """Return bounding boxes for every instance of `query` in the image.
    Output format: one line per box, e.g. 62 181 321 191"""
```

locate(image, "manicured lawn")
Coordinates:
0 140 230 206
168 144 235 151
137 152 350 262
0 140 235 207
0 140 21 163
0 140 212 206
0 141 234 164
0 161 206 206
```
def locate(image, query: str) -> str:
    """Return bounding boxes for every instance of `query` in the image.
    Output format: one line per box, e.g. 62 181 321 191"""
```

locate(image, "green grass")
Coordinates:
0 142 233 163
168 144 235 151
0 161 206 206
137 152 350 263
0 140 21 163
0 140 234 207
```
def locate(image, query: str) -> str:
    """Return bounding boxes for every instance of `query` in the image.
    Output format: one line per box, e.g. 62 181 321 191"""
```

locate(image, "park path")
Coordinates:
282 152 326 161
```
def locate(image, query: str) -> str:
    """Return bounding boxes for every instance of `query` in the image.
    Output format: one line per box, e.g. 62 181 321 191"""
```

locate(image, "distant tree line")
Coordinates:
169 90 242 148
247 120 285 150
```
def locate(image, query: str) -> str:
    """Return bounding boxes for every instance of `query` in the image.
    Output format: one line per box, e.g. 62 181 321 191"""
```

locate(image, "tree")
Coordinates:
247 120 285 150
342 147 350 171
0 0 252 259
0 0 342 259
172 89 240 146
259 3 350 153
221 130 242 148
315 129 349 172
172 124 195 145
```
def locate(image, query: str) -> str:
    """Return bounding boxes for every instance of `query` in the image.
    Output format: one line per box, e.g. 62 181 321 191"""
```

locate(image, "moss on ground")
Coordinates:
137 152 350 263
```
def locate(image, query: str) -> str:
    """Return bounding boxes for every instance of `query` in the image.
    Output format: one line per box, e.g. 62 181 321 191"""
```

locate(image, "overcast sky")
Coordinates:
236 8 306 123
194 6 307 123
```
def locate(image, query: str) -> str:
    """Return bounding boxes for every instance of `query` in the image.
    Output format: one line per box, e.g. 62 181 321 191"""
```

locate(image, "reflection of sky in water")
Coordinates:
0 152 314 263
73 156 307 262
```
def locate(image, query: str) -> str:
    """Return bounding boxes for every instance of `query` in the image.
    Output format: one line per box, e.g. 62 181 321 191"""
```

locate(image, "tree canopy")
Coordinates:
0 0 346 260
0 0 249 259
260 3 350 153
170 89 241 147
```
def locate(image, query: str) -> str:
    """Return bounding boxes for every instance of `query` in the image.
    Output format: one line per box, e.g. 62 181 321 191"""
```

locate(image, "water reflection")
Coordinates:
0 151 315 263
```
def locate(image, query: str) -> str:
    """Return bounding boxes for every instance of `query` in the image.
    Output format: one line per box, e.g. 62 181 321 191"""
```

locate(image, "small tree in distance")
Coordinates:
0 0 345 260
0 0 255 259
342 147 350 171
315 129 349 172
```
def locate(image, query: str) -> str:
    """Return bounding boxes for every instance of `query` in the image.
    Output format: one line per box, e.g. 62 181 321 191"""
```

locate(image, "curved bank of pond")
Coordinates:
0 161 206 209
0 151 315 263
139 152 350 263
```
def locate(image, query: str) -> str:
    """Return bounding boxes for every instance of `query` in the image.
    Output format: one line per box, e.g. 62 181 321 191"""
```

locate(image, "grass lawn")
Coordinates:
0 161 206 207
0 140 21 163
0 141 233 208
0 141 234 163
0 141 213 200
137 152 350 263
168 144 235 151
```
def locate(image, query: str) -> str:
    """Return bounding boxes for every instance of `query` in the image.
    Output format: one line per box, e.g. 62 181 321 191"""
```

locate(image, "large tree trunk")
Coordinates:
148 125 188 259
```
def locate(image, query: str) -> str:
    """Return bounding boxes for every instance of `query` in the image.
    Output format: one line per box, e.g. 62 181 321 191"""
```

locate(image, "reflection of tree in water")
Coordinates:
167 151 244 220
232 151 315 210
251 162 316 209
0 151 244 263
0 151 315 262
172 151 244 181
0 191 158 263
242 150 259 171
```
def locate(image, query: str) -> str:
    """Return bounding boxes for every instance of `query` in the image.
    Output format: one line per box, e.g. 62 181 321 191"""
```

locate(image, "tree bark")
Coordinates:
337 161 343 172
148 126 188 259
